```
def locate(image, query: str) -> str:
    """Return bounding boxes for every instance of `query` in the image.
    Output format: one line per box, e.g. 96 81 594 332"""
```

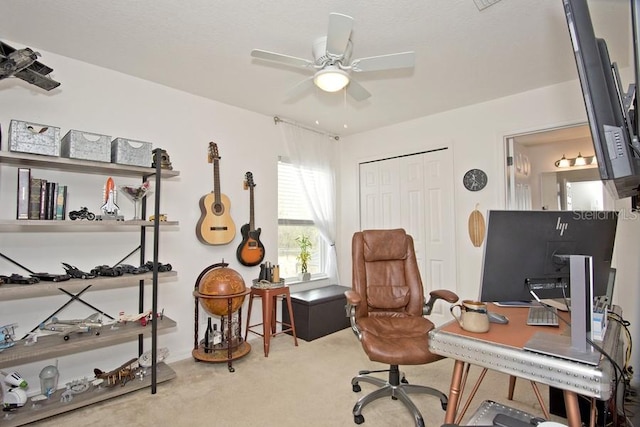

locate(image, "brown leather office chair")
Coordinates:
345 229 459 427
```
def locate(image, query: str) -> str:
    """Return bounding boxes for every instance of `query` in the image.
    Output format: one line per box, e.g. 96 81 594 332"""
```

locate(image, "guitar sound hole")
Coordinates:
213 203 224 215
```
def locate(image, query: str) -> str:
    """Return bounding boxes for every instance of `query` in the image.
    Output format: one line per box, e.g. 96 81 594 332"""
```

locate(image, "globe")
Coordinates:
197 266 246 316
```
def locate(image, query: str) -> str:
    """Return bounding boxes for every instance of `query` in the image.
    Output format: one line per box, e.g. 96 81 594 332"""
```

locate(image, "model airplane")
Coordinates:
0 324 17 352
117 308 163 327
40 313 103 341
0 41 60 91
94 357 139 387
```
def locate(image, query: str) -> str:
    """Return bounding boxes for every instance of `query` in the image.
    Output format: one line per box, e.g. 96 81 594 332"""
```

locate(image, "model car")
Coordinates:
90 265 124 277
5 274 40 285
118 264 149 275
30 273 71 282
144 261 172 272
62 263 96 279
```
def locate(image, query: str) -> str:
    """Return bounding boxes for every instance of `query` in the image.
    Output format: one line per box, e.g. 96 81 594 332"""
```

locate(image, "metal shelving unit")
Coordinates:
0 149 180 425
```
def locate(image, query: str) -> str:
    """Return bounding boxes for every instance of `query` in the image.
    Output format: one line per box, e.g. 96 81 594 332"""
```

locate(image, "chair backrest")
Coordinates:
352 229 425 320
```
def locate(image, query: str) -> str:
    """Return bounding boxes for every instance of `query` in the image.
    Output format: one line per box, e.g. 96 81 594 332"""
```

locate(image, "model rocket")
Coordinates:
101 177 119 215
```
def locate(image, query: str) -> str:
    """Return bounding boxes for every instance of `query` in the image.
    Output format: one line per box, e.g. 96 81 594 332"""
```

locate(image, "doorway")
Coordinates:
504 123 613 211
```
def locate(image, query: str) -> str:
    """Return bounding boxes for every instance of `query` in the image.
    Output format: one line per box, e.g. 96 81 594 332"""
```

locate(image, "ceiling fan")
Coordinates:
250 13 415 102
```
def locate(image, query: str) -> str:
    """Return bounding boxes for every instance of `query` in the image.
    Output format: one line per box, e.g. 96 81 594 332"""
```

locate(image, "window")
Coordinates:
278 161 326 280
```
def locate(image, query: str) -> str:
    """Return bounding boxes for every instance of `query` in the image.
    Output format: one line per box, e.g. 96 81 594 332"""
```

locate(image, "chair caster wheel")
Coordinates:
441 400 448 410
354 414 365 424
352 384 361 392
401 377 409 384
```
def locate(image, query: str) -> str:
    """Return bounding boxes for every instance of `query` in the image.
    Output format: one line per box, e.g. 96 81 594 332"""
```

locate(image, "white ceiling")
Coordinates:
0 0 632 136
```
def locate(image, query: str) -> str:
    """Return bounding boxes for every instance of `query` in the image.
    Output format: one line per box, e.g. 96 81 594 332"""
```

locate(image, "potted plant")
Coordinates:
295 234 312 281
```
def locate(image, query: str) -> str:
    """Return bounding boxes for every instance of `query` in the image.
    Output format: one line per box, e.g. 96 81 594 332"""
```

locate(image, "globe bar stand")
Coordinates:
192 263 251 372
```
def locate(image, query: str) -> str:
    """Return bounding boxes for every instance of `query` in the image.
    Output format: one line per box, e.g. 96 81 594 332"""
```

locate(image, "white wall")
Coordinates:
338 79 640 384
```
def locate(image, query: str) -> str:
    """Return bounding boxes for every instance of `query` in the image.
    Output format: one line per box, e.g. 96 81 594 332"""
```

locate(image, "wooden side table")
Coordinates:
245 285 298 357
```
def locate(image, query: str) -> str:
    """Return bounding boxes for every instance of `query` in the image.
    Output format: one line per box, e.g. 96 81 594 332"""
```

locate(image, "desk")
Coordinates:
428 305 622 427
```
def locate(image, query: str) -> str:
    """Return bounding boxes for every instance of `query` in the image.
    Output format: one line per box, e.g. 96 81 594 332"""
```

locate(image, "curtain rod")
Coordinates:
273 116 340 141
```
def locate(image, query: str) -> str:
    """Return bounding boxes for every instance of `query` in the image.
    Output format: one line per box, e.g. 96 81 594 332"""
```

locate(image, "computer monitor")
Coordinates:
479 210 618 303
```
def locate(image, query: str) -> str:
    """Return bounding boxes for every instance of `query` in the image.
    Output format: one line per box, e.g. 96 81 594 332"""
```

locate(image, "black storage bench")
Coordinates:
282 284 350 341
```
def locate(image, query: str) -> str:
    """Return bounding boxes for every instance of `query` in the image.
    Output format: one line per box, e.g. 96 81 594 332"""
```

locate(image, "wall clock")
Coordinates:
463 169 488 192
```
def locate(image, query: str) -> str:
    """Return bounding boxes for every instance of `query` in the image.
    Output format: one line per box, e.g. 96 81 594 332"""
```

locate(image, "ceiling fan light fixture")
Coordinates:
314 67 349 92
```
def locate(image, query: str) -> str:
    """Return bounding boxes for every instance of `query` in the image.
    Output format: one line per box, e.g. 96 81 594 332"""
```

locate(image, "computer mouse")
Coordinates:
487 311 509 324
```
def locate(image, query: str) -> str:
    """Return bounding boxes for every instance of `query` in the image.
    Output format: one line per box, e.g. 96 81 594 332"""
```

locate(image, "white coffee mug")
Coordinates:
450 300 490 333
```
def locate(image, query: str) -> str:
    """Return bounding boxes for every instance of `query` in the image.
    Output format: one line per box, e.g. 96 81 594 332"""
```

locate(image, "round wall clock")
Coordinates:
463 169 488 192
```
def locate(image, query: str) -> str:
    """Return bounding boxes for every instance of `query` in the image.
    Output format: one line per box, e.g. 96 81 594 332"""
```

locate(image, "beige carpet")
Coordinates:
28 329 565 427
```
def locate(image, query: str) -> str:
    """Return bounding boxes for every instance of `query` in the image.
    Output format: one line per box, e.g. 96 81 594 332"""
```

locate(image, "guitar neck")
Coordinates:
249 186 255 231
213 158 221 204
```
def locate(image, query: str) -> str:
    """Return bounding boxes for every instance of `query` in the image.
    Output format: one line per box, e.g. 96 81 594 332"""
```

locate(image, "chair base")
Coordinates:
350 365 448 427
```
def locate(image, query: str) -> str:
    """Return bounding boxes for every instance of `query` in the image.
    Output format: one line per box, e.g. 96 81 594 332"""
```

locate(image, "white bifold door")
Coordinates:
359 148 456 323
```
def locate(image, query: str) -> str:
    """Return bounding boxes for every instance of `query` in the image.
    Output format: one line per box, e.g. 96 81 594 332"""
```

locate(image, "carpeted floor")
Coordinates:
24 328 566 427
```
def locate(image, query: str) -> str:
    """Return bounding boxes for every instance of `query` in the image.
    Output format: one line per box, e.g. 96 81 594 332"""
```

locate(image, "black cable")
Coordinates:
528 283 630 424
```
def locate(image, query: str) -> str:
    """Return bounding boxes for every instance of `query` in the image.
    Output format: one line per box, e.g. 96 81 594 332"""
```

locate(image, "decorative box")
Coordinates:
8 120 61 156
61 130 111 162
111 137 153 167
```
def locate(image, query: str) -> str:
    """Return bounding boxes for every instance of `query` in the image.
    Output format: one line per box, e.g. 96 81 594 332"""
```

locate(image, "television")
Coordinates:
479 210 618 304
563 0 640 199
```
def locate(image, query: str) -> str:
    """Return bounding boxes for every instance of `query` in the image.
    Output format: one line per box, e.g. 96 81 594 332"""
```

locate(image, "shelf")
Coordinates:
0 362 176 427
0 315 177 369
0 146 178 424
0 219 179 231
0 271 178 301
0 151 180 178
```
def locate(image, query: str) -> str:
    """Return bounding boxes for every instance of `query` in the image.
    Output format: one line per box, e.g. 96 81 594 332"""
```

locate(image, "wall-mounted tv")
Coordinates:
563 0 640 199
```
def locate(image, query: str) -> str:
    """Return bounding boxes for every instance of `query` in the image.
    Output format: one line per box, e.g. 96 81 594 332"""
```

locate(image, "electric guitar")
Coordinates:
236 172 265 266
196 142 236 245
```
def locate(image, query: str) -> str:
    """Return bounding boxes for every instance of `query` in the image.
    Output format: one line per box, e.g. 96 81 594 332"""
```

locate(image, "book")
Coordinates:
17 168 30 220
29 177 42 220
45 181 56 220
55 185 67 220
39 179 48 220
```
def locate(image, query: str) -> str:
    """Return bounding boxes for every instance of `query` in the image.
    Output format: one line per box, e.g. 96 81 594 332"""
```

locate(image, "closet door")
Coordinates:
359 148 456 323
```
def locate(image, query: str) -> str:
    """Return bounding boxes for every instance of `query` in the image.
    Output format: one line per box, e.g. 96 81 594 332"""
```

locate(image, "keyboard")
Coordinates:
526 305 559 327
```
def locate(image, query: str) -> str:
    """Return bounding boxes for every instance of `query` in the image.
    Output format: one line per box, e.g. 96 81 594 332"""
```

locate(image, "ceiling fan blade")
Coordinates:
351 51 415 72
325 13 354 57
286 76 315 99
251 49 313 68
346 79 371 102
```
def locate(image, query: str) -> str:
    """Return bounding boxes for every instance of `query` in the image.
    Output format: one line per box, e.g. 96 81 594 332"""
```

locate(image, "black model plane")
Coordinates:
0 41 60 90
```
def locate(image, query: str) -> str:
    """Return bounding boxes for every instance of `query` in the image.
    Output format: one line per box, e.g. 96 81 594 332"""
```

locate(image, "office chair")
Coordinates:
345 229 459 427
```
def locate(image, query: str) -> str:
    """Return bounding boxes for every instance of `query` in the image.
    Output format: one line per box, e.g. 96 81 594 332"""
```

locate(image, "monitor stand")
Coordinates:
524 255 600 365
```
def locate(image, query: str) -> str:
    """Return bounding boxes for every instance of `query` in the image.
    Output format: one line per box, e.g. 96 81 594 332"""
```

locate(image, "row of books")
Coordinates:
17 168 68 220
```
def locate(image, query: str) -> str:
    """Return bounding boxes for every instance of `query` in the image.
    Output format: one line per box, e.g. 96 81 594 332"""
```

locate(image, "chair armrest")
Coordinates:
345 290 361 306
423 289 459 316
344 290 363 339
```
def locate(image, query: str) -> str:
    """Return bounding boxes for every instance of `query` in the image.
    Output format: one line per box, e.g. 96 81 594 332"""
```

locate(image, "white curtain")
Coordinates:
280 122 339 284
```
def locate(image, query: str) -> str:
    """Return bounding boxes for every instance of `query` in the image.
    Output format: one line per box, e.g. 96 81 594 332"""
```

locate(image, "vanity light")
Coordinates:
555 155 571 168
554 153 596 168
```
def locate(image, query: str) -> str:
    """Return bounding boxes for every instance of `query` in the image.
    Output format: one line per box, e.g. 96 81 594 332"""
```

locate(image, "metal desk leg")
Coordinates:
563 390 583 427
444 360 465 423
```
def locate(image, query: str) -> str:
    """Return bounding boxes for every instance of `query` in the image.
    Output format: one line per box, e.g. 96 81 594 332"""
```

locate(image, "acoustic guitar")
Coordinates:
196 142 236 245
236 172 265 266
